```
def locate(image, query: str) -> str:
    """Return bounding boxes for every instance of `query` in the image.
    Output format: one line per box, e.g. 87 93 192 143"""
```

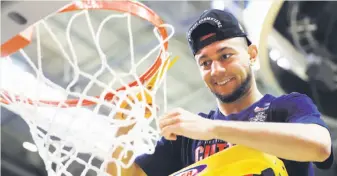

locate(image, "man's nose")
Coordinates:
211 60 226 76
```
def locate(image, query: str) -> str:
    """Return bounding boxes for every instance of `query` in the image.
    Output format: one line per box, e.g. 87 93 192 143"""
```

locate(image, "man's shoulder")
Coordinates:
274 92 308 100
196 92 314 120
268 92 319 121
270 92 313 106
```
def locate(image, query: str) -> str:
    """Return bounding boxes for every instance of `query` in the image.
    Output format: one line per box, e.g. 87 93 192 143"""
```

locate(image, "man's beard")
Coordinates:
211 70 252 103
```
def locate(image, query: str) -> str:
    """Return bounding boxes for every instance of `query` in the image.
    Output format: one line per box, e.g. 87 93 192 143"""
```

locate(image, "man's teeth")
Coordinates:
217 78 232 85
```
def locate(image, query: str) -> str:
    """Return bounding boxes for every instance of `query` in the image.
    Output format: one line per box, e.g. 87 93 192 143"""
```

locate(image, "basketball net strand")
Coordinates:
0 6 175 176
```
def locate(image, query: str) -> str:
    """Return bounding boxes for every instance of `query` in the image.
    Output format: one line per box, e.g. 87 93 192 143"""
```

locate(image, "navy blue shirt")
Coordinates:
135 93 334 176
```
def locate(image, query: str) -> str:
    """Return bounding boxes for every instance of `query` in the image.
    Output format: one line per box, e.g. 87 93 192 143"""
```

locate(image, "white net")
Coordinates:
0 1 175 176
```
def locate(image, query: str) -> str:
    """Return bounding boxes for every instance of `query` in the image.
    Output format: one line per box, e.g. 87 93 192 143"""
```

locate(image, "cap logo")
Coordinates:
199 33 216 41
187 17 222 42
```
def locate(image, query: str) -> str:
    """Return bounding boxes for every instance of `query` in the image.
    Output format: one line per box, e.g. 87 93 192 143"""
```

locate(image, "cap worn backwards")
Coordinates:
187 9 251 56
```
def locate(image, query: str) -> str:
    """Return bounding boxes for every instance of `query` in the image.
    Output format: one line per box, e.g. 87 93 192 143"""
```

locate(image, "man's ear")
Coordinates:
248 44 258 63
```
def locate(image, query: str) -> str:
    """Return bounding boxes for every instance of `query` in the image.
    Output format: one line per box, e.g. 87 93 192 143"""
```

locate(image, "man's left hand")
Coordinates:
159 108 216 141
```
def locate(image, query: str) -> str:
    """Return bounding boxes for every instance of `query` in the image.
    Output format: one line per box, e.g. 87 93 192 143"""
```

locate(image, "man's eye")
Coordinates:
200 60 212 67
221 54 233 60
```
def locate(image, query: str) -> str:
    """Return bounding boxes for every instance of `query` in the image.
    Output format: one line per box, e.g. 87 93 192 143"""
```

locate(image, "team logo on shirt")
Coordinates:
250 103 270 122
254 103 270 112
194 139 235 162
173 164 207 176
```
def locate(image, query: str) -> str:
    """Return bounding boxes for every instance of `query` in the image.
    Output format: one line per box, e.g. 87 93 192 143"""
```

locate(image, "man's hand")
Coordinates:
159 108 216 141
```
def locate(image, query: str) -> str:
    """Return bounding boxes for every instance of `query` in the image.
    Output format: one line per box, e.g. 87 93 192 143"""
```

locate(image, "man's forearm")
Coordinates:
107 123 147 176
211 121 331 162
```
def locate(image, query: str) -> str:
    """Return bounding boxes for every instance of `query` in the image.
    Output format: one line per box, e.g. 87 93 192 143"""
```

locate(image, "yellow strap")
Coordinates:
116 56 179 118
146 55 179 89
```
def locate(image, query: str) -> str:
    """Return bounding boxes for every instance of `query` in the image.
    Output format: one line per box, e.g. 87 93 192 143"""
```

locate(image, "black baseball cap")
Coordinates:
187 9 252 56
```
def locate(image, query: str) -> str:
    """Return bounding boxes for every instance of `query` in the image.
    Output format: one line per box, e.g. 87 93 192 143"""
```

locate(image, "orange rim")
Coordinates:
0 0 169 107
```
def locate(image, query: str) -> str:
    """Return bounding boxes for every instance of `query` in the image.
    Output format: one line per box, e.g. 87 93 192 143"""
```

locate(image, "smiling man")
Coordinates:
108 9 334 176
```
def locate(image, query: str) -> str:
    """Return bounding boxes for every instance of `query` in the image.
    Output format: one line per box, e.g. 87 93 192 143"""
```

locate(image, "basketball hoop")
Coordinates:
1 1 176 176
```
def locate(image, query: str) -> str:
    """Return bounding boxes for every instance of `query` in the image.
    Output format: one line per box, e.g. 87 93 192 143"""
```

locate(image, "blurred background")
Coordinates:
1 0 336 176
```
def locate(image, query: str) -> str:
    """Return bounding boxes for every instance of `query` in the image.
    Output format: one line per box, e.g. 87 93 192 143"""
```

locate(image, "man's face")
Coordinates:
194 37 254 103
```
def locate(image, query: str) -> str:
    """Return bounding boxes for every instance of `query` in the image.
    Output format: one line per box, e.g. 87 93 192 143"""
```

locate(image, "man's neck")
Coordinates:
217 83 263 116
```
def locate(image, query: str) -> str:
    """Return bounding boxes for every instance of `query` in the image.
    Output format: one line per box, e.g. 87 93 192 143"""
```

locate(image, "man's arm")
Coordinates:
160 109 332 164
107 123 184 176
160 114 331 162
106 97 183 176
210 121 331 162
106 146 147 176
106 124 147 176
